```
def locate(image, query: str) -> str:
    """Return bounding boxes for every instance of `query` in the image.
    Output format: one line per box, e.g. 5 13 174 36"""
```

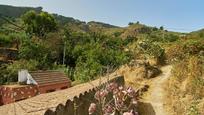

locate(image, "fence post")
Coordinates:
55 104 65 115
44 109 55 115
65 99 74 115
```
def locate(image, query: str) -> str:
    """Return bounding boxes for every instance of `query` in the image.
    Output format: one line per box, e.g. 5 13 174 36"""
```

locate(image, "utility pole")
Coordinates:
63 35 66 65
162 26 165 40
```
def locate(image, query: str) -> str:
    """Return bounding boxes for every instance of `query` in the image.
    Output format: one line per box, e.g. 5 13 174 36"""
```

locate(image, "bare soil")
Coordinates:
138 65 172 115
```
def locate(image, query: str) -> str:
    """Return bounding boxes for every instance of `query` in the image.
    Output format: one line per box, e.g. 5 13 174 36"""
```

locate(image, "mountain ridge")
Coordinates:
0 4 119 29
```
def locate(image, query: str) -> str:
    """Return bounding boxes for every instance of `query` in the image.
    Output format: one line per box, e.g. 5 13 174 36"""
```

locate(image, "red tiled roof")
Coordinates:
29 71 70 86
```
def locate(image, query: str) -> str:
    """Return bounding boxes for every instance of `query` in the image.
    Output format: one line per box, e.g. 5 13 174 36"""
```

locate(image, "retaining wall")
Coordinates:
0 85 38 105
44 76 124 115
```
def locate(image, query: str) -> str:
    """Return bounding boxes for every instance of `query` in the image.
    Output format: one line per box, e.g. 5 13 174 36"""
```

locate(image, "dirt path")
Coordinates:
140 65 172 115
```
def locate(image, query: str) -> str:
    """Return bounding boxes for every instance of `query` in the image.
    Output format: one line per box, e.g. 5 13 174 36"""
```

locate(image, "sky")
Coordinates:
0 0 204 32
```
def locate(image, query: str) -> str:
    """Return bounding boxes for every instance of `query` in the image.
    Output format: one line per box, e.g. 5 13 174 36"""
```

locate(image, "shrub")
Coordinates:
0 34 11 45
74 59 103 82
183 39 204 55
187 101 200 115
137 40 165 64
165 43 186 62
165 34 179 42
165 38 204 63
0 59 38 84
19 38 53 69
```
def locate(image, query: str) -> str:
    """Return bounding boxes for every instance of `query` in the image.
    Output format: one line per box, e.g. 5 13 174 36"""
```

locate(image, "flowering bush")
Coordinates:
88 82 139 115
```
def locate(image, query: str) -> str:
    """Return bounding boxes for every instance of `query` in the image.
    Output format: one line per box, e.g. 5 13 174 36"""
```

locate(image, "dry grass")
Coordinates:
117 64 147 88
165 56 204 115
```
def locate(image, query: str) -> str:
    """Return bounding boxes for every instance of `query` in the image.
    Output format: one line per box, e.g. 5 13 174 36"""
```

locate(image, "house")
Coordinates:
0 70 71 105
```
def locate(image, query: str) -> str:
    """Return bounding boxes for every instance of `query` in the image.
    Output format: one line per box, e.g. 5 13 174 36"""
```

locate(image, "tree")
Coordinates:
152 27 158 31
22 10 57 38
19 38 53 69
128 22 134 26
160 26 164 30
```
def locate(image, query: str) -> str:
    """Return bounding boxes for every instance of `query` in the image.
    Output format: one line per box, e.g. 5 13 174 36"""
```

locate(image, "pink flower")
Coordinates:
119 86 124 90
122 90 127 95
94 90 108 100
126 87 136 97
123 112 133 115
113 89 119 95
132 98 138 105
88 103 96 115
104 105 114 115
106 82 118 92
115 99 124 109
123 110 138 115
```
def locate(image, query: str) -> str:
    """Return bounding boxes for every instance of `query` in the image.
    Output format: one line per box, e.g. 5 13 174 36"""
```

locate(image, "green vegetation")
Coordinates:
0 6 204 115
62 29 131 82
0 5 181 85
0 7 132 84
22 11 57 38
165 32 204 114
0 60 39 84
138 40 165 61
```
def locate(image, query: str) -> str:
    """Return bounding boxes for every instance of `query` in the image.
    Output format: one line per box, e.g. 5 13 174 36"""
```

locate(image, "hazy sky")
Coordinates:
0 0 203 32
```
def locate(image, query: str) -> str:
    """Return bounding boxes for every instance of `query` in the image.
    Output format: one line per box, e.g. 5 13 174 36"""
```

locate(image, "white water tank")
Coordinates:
18 69 28 83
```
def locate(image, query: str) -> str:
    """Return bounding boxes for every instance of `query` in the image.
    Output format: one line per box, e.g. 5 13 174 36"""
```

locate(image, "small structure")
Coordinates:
0 70 71 105
0 85 38 105
29 70 71 93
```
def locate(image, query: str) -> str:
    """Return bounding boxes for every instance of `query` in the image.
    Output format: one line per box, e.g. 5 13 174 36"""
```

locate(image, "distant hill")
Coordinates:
0 4 119 31
88 21 119 28
188 29 204 39
0 4 183 40
0 4 42 18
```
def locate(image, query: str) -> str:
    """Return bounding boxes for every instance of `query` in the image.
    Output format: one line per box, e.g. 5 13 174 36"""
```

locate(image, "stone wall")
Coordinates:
0 85 38 105
0 81 72 106
38 82 71 94
44 76 124 115
0 86 3 105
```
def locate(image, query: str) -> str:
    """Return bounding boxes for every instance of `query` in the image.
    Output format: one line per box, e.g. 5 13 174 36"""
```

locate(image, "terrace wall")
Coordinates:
0 85 38 105
0 86 3 105
44 76 124 115
38 81 71 94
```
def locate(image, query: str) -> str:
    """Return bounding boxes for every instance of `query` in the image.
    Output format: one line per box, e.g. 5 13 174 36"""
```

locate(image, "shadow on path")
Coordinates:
137 101 156 115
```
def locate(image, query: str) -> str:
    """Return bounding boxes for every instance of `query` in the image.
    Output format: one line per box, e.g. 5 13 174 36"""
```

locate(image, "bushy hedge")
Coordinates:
136 40 165 64
166 38 204 63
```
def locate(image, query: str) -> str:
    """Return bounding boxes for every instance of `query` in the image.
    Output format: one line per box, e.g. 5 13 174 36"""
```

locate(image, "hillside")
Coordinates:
0 4 183 68
0 4 42 18
0 4 184 40
0 4 204 115
0 5 118 29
